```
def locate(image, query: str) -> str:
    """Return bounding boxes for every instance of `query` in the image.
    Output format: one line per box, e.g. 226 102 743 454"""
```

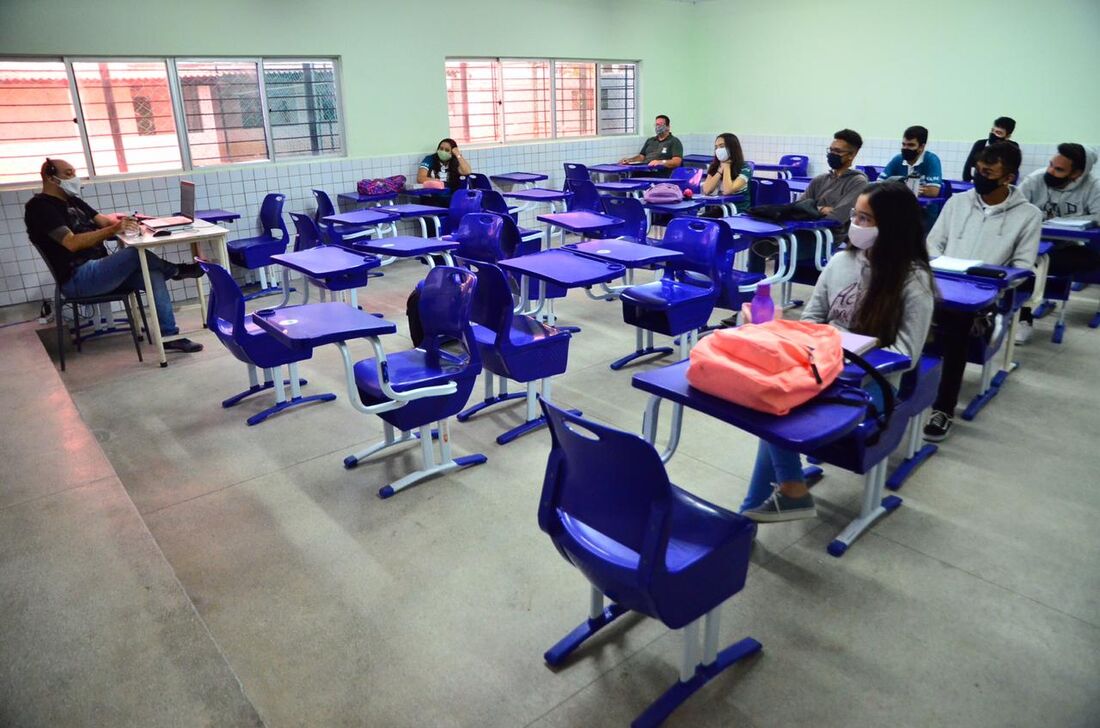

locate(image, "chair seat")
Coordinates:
517 226 542 240
471 319 571 382
621 279 714 309
214 319 311 369
227 235 288 269
354 349 478 399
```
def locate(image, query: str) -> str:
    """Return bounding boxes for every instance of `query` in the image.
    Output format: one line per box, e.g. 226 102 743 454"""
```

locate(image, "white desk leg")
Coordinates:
136 247 167 367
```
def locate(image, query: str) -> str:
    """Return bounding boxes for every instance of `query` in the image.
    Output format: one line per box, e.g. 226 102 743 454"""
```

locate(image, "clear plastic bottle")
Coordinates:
750 283 775 324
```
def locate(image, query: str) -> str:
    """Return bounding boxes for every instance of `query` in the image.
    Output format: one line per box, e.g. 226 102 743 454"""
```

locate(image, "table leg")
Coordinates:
136 247 167 367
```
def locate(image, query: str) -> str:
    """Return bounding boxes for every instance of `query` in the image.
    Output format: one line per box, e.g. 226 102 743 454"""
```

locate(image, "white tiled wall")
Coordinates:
0 133 1085 311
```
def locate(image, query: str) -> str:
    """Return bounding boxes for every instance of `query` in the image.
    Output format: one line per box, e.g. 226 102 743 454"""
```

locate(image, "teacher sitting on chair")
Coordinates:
23 158 204 353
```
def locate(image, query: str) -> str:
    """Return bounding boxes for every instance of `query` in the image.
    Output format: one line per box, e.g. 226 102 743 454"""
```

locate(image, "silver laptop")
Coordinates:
144 181 195 230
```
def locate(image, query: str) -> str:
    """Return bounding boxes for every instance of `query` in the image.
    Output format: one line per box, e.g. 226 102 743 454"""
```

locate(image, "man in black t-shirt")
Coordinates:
961 116 1019 182
24 158 204 353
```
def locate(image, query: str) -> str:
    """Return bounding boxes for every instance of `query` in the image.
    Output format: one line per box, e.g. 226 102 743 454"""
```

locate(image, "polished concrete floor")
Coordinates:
3 260 1099 727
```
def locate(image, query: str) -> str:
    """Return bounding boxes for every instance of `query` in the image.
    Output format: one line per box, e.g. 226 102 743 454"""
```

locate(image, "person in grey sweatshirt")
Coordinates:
743 182 934 523
923 142 1041 442
1017 144 1100 338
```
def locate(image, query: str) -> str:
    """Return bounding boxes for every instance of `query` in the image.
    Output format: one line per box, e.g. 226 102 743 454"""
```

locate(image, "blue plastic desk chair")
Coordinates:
480 189 543 247
227 193 291 301
750 178 791 206
857 165 881 181
563 179 605 215
563 162 590 183
885 355 944 490
454 260 574 444
779 154 809 177
341 266 487 498
438 188 485 236
286 213 376 308
312 189 380 245
617 218 728 367
200 261 335 425
668 165 701 194
537 399 760 728
600 196 650 244
458 173 493 191
707 222 764 327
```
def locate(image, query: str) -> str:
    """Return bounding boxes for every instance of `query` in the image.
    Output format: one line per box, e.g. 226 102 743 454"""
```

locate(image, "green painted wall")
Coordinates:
693 0 1100 145
3 0 1095 153
0 0 705 157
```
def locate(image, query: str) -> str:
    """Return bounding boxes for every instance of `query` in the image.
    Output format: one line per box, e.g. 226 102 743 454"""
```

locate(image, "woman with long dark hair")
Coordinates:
416 137 471 190
741 181 936 522
701 133 752 212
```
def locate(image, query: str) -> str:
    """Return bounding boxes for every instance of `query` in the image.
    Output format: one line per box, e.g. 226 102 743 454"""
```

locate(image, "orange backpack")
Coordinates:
686 319 845 415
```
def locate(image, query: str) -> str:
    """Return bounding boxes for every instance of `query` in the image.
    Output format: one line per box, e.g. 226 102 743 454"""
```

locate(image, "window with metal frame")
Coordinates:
176 59 268 168
446 58 637 145
0 60 88 184
263 60 343 159
71 60 182 175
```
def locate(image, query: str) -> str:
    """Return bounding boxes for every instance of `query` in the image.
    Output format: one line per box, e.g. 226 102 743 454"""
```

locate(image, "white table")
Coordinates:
125 220 230 366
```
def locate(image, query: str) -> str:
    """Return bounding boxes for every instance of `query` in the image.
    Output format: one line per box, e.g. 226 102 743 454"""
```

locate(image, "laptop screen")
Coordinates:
180 180 195 220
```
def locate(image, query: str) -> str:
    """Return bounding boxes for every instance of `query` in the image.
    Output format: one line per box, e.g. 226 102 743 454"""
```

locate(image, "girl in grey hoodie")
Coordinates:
743 182 936 523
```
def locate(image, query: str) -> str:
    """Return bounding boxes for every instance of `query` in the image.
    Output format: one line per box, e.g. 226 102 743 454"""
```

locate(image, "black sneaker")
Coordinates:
923 410 953 442
164 338 203 353
171 263 205 281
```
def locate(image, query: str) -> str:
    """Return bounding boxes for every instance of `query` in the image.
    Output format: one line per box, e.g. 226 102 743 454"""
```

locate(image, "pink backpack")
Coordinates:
686 319 845 415
358 175 407 196
642 182 683 204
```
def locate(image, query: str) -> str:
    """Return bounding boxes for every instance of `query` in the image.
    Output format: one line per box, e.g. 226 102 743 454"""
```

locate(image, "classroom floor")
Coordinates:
4 259 1099 728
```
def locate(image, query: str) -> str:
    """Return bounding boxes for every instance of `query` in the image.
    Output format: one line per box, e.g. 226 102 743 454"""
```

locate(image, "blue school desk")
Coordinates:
271 246 381 309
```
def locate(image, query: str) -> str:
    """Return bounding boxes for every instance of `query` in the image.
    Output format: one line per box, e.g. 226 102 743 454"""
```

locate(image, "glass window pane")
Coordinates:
554 62 596 139
176 60 268 167
0 61 86 185
500 60 551 142
71 60 182 175
598 63 637 136
263 60 343 159
446 60 500 145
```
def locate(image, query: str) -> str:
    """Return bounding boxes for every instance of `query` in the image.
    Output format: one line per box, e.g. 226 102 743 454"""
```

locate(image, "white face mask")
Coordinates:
847 220 878 250
56 176 83 197
715 147 730 162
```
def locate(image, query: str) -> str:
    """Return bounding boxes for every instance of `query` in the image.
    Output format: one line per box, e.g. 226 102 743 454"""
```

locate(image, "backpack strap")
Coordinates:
815 348 897 446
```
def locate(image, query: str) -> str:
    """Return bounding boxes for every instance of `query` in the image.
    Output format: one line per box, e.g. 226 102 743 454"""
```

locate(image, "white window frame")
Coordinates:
445 56 639 147
0 55 347 189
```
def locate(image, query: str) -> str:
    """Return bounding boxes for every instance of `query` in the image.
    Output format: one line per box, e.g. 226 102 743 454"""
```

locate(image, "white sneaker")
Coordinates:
1015 321 1034 345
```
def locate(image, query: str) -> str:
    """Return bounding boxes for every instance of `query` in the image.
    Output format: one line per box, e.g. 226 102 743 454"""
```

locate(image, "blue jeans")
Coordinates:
62 247 179 335
741 379 889 511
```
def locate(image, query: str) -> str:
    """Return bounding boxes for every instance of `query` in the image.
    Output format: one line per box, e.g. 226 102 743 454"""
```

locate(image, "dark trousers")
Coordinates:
932 308 983 416
1021 245 1100 322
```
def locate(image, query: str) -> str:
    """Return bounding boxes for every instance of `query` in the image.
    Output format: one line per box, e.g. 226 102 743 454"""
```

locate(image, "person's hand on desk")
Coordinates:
647 159 665 167
919 184 940 197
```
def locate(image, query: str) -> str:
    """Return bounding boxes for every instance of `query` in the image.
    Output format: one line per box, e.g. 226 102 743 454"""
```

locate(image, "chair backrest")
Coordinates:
198 261 245 348
452 212 508 263
564 179 603 213
311 189 336 222
259 193 288 239
600 196 648 243
463 259 517 347
563 162 589 182
418 266 481 369
660 217 726 283
459 173 493 191
858 165 881 181
669 167 695 181
26 238 66 287
538 399 673 563
751 178 791 206
442 188 485 235
288 212 324 252
779 154 809 177
479 189 517 220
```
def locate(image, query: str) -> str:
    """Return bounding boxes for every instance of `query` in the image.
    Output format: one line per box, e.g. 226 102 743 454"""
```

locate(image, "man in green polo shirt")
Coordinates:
619 114 683 171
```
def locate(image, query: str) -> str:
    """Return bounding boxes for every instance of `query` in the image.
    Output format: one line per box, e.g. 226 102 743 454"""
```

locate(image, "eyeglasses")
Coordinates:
849 208 875 226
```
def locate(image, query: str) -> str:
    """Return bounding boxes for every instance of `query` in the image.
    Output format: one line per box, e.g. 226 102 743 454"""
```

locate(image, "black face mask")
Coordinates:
973 173 1002 196
826 153 844 170
1044 172 1071 189
901 148 920 163
988 133 1002 146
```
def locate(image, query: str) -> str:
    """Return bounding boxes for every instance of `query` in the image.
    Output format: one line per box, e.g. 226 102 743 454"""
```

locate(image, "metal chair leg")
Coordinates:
55 288 66 372
122 296 143 363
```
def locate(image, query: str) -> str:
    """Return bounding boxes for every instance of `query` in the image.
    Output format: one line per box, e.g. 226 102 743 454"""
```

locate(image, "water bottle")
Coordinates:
750 283 775 324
